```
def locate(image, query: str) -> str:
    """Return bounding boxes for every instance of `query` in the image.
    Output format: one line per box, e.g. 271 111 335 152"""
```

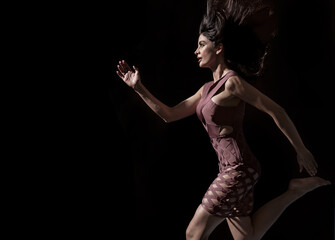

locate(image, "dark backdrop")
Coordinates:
59 0 335 239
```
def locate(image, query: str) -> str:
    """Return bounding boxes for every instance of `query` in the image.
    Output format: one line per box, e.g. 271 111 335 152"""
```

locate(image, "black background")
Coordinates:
40 0 335 239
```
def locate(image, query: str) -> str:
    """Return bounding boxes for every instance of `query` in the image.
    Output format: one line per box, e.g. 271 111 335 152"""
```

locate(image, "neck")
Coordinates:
211 62 230 82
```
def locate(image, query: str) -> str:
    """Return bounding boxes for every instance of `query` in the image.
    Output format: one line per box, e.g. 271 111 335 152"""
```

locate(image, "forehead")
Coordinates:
198 34 209 42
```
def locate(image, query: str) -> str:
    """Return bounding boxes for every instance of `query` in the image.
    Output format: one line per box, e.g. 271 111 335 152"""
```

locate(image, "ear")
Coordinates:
215 43 224 55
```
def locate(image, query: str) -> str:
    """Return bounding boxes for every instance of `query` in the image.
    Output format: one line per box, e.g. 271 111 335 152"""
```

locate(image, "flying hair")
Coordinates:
199 0 272 79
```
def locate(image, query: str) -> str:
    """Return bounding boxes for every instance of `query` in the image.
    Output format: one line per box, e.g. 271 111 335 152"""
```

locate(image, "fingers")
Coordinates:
298 161 316 176
119 60 132 73
307 168 316 177
116 70 124 79
302 163 314 176
304 161 318 176
297 151 319 176
133 65 139 72
308 158 318 176
118 61 126 73
117 65 125 75
123 60 132 72
116 60 133 79
309 165 318 176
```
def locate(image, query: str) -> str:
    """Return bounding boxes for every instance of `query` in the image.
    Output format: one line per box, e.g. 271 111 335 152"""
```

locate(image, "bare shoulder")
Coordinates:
197 83 208 97
199 84 205 93
225 75 244 93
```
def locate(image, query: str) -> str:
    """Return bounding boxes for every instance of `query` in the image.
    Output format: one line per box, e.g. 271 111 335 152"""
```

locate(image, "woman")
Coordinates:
115 4 330 240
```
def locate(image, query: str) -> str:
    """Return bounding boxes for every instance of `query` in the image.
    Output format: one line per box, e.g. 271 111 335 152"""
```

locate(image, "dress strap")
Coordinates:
196 71 238 127
205 71 237 101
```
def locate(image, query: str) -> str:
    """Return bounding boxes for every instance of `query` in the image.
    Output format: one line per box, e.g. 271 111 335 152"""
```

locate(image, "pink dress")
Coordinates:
196 71 261 217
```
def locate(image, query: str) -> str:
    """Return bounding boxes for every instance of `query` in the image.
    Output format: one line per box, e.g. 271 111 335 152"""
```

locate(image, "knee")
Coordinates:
186 226 207 240
186 226 195 240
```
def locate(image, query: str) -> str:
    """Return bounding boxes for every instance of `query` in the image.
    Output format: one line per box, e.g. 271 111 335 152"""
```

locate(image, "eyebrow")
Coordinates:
199 40 206 45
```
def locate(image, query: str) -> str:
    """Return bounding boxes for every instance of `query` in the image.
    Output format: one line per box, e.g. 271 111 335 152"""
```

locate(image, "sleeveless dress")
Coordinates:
196 71 261 217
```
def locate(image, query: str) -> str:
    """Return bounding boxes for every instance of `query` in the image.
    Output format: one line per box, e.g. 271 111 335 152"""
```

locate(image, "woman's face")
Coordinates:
194 34 217 68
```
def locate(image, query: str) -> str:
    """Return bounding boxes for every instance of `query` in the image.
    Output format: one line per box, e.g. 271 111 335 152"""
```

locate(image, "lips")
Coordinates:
197 57 202 62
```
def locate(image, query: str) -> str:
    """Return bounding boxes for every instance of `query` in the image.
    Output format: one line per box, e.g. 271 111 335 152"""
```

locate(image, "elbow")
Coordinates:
266 101 286 117
270 105 288 123
274 105 286 116
162 114 176 123
159 106 183 123
162 117 171 123
160 108 174 123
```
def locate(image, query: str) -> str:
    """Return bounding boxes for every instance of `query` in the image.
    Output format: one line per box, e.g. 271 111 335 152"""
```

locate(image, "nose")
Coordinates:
194 49 198 55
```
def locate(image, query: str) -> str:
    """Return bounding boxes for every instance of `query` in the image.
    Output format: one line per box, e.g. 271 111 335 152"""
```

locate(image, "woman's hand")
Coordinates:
116 60 141 89
297 148 318 176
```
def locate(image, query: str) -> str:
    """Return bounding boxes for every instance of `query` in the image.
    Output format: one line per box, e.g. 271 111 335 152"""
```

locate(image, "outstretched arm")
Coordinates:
226 76 318 176
116 60 202 123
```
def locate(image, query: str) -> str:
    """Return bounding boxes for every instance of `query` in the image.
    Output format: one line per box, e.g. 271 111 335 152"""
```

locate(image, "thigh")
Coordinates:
187 205 226 239
226 216 254 240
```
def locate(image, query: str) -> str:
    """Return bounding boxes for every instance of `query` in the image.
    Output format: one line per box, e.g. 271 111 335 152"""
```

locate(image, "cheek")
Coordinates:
202 49 214 61
202 47 214 57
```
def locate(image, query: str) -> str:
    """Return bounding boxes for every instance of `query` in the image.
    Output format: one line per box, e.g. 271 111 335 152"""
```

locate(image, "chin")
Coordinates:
199 61 206 68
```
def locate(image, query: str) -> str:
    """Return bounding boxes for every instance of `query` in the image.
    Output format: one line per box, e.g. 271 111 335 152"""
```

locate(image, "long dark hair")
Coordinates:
199 0 271 79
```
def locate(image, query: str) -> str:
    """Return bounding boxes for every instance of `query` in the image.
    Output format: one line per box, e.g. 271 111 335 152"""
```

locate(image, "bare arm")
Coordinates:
134 82 202 122
226 76 318 176
116 60 202 123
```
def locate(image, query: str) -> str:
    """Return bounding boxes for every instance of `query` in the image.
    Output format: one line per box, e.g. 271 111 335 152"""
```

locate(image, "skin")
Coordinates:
116 34 331 240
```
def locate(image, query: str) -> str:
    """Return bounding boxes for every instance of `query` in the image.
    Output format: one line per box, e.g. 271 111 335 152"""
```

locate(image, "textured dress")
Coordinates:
196 71 261 217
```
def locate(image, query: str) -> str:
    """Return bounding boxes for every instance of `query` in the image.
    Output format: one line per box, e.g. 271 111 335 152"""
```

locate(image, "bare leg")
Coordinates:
186 205 225 240
227 177 331 240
